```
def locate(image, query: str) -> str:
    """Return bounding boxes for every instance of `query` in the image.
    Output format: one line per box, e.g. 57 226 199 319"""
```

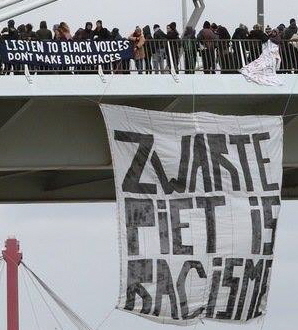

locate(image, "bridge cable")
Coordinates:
22 262 83 330
21 263 64 330
20 266 42 330
22 261 94 330
94 307 115 330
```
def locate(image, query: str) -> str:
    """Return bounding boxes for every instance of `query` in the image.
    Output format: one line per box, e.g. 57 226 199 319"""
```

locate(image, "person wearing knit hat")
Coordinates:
169 22 176 31
152 23 167 74
166 22 180 73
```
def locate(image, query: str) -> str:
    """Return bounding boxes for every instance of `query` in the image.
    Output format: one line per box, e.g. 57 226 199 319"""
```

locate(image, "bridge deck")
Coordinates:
0 74 297 201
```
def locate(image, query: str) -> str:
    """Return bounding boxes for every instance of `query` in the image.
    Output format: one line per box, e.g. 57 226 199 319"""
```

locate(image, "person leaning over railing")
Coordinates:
152 24 167 74
128 26 145 74
232 24 249 71
281 22 298 73
216 25 232 74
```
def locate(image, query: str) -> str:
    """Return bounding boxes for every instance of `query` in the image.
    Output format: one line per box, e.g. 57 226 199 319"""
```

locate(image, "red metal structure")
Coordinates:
2 238 22 330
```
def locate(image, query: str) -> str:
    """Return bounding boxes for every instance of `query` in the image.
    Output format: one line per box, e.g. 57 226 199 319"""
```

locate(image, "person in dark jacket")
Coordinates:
111 28 125 73
36 21 52 40
35 21 52 73
0 28 12 74
232 24 249 70
17 24 26 40
111 27 122 40
81 22 93 40
73 28 84 41
93 20 111 40
183 26 197 74
248 24 268 62
283 22 298 40
23 24 36 41
23 24 37 73
166 21 180 73
152 24 167 73
7 20 18 40
93 20 111 73
197 21 217 74
143 25 153 74
216 25 232 73
280 22 298 73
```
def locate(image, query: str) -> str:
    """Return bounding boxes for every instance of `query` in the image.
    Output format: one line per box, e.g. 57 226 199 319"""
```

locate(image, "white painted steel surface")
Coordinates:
0 74 297 97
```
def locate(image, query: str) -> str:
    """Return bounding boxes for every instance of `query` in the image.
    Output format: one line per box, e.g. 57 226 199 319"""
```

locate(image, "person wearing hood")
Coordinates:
143 25 153 74
36 21 52 40
73 28 84 41
111 28 124 74
283 21 298 40
17 24 26 40
217 25 232 73
7 19 18 40
93 20 111 40
128 26 145 74
197 21 217 74
81 22 93 40
111 28 122 41
152 24 167 74
166 22 180 73
1 27 14 74
182 26 197 74
279 22 298 73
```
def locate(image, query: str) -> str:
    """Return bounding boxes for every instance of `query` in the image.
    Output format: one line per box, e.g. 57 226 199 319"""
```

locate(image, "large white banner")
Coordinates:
101 104 283 326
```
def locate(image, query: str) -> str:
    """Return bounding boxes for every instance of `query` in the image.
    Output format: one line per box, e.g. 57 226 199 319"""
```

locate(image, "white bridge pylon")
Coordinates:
0 0 59 22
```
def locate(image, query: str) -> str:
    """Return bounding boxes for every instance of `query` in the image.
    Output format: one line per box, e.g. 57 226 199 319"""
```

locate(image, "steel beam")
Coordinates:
0 0 58 22
0 0 23 10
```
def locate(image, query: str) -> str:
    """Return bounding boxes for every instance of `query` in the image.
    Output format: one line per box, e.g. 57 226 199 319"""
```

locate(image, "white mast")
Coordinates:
257 0 264 29
182 0 187 29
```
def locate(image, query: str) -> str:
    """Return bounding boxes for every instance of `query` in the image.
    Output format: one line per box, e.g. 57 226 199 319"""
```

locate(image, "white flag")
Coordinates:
101 104 283 326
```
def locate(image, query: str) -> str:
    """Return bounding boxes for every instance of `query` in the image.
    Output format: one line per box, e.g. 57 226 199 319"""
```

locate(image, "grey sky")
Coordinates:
0 202 297 329
0 0 297 329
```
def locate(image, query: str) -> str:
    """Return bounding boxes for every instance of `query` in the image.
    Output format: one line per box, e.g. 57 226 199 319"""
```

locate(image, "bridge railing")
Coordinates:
1 39 298 75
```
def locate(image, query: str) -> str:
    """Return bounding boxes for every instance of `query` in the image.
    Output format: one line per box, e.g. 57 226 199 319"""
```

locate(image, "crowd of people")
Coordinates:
0 17 298 74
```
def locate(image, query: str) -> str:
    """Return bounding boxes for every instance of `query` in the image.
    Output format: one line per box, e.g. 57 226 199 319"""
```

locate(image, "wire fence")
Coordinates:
1 39 298 75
